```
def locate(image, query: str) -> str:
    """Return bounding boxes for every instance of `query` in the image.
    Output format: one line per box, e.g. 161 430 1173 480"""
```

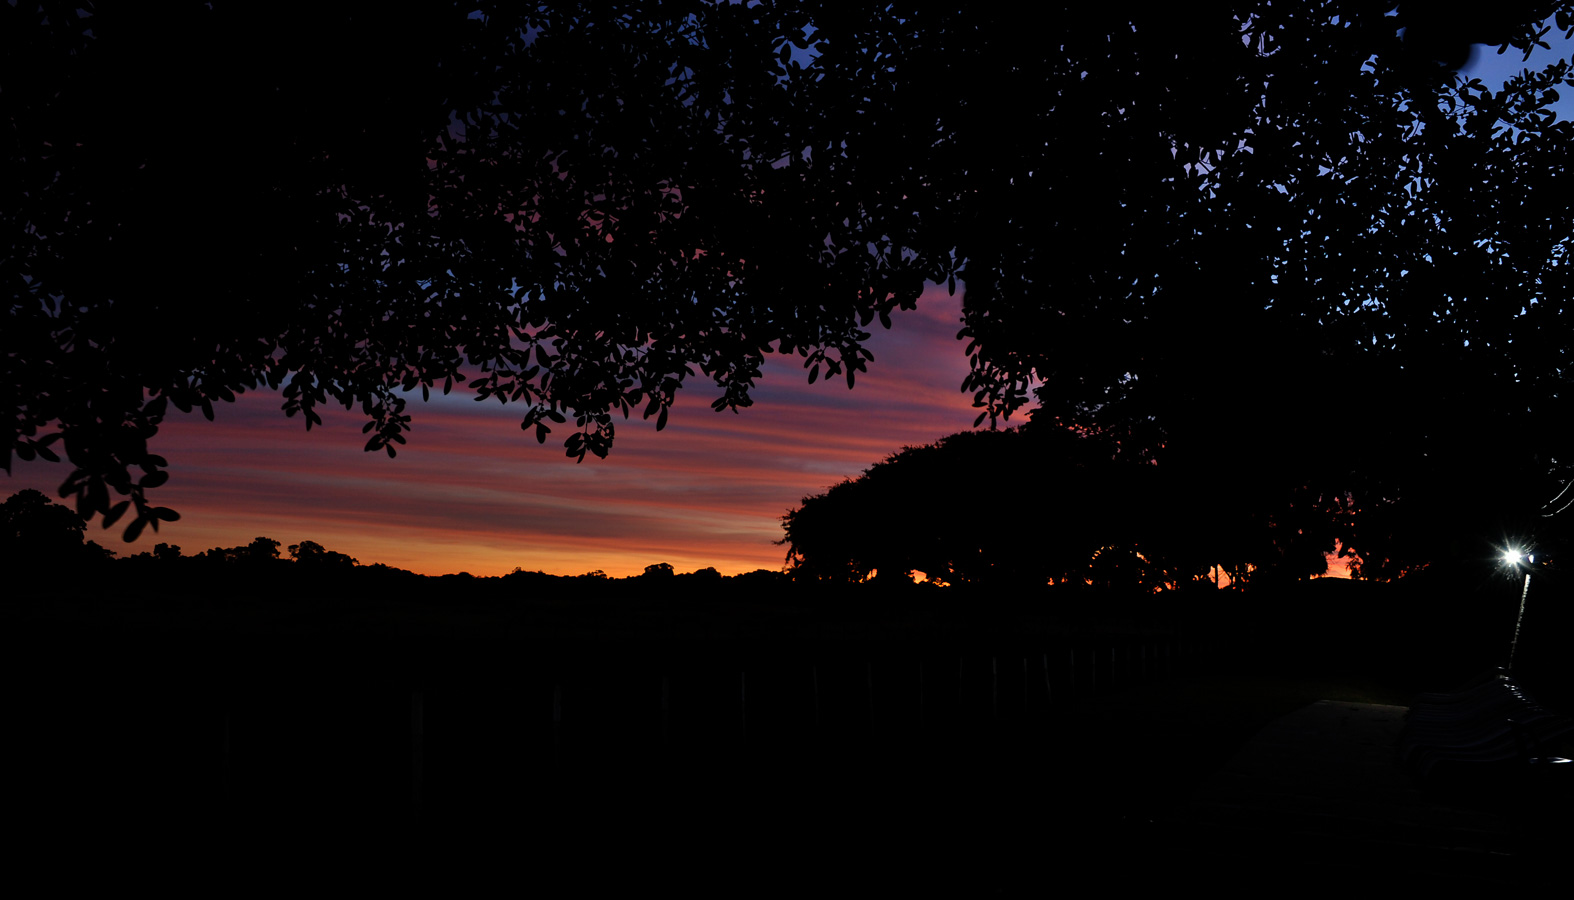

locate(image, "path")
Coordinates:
1155 700 1556 888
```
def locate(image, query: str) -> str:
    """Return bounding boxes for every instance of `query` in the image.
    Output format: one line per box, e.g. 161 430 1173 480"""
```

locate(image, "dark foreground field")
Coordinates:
5 576 1567 891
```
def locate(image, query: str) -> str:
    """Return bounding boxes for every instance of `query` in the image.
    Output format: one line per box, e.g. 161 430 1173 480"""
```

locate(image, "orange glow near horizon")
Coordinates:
1314 539 1362 580
5 285 984 578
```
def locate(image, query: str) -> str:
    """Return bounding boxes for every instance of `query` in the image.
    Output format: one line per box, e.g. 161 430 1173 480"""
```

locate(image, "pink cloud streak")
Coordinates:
8 285 993 577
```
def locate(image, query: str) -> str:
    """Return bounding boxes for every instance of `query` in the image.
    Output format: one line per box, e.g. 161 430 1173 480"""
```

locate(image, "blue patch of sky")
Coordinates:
1458 18 1574 122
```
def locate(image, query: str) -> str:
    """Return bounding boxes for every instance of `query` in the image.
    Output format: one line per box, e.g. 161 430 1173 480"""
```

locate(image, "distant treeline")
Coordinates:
11 486 1574 707
1 484 1268 642
0 477 1547 610
780 426 1574 603
0 487 788 593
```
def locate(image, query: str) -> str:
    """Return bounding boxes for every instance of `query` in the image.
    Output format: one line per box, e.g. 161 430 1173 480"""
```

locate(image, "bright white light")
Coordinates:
1505 548 1524 566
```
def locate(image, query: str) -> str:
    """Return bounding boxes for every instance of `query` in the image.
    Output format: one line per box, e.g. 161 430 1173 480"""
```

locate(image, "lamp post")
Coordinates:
1505 547 1534 671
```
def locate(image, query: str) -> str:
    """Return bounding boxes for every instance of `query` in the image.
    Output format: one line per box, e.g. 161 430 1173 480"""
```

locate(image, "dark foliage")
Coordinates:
1 491 786 607
780 426 1359 589
288 539 359 569
7 3 1574 554
782 429 1121 586
955 5 1574 562
0 488 114 578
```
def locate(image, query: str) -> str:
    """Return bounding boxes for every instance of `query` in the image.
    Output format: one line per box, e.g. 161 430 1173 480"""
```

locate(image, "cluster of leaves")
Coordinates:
5 1 957 540
8 2 1574 548
954 4 1574 544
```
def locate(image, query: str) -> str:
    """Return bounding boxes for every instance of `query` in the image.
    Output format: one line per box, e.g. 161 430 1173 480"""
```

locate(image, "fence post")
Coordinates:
1022 657 1029 716
410 690 425 828
811 664 821 731
1042 653 1053 708
991 656 999 721
865 661 875 737
220 703 232 810
552 683 562 761
1068 647 1076 698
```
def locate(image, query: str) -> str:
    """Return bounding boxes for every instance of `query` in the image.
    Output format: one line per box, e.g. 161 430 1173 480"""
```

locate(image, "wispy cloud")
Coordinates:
7 285 985 576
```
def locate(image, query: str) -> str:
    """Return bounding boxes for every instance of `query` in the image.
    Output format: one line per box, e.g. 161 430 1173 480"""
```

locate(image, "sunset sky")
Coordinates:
7 283 982 578
6 28 1568 579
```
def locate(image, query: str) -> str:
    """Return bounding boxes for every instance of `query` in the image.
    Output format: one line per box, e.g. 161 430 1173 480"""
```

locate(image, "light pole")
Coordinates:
1505 547 1534 671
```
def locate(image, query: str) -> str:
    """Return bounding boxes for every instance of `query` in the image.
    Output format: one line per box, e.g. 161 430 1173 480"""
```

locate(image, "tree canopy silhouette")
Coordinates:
780 429 1153 587
957 4 1574 560
8 2 1574 545
0 488 114 576
780 426 1374 590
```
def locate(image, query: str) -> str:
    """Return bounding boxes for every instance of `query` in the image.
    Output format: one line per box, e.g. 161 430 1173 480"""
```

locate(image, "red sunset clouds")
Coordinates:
7 284 989 577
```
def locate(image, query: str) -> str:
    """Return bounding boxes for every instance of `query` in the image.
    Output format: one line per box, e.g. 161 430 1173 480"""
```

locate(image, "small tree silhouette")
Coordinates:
1 489 115 577
288 540 359 569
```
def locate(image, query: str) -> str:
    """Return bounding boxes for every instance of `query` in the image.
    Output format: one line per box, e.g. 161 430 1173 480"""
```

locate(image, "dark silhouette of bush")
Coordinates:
778 423 1455 592
1 489 115 582
781 428 1178 589
288 540 358 570
502 568 559 596
196 536 286 567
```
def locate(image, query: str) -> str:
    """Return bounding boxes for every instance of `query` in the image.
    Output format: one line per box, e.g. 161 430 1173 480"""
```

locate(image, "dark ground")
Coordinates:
6 576 1569 892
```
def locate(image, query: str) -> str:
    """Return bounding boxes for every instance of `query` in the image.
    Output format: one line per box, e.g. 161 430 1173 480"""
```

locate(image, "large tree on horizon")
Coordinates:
7 1 1574 551
0 488 114 574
